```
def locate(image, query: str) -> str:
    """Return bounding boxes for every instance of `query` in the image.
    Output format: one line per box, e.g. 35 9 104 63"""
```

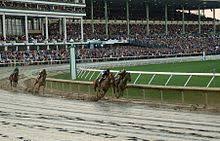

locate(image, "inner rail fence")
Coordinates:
40 68 220 108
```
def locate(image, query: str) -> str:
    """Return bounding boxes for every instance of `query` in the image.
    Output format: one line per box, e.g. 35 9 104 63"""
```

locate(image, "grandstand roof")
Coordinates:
91 0 220 10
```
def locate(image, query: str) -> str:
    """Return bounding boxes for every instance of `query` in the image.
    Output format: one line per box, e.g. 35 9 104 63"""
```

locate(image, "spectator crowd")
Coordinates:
0 3 220 66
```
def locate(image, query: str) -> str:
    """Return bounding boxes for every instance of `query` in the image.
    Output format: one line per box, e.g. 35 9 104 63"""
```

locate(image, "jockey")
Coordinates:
118 69 126 79
99 69 110 84
13 67 19 75
37 69 47 80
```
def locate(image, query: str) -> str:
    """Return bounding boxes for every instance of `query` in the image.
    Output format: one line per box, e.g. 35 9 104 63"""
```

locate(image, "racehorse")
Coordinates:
33 72 47 94
114 72 131 98
9 72 19 88
93 73 115 100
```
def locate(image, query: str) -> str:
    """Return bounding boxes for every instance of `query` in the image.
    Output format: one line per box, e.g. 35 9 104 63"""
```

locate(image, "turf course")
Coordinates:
52 60 220 87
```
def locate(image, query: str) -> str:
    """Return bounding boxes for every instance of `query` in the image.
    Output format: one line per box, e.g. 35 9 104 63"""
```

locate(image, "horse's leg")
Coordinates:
10 80 12 89
116 85 123 99
42 85 45 95
112 83 116 94
33 85 36 94
120 87 125 97
102 89 107 98
115 83 120 98
37 84 41 94
33 81 38 90
93 81 98 92
98 89 105 99
96 89 101 99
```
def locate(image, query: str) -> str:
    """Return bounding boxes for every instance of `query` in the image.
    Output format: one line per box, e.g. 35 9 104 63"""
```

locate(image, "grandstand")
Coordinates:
0 0 220 65
0 0 86 50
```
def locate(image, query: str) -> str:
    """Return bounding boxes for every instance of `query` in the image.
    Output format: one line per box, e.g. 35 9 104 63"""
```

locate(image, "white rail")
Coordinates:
79 68 220 88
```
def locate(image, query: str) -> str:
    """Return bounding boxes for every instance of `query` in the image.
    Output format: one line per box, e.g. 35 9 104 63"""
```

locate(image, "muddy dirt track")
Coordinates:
0 89 220 141
0 64 220 141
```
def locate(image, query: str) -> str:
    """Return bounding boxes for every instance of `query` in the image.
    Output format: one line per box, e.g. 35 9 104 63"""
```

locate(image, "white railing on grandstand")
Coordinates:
0 60 69 67
78 68 220 88
83 19 220 25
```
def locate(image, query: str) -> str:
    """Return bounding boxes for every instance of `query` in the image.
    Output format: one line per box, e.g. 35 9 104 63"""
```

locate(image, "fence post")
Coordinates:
68 83 71 91
88 85 91 95
50 81 53 92
160 90 163 103
62 82 64 91
205 92 208 106
77 84 80 98
55 81 58 90
143 89 146 100
181 91 185 104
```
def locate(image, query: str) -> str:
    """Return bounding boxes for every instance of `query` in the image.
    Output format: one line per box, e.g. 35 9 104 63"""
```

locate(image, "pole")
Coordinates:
182 6 185 34
40 18 44 36
59 18 62 35
165 3 168 35
104 0 108 36
126 0 130 36
80 17 84 42
2 13 6 41
146 1 149 35
45 16 48 42
70 43 76 80
63 17 67 42
25 15 28 42
213 8 216 34
198 7 201 34
91 0 94 33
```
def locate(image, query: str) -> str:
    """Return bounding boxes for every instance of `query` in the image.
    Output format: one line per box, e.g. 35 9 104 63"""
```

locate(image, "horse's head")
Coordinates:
125 72 131 82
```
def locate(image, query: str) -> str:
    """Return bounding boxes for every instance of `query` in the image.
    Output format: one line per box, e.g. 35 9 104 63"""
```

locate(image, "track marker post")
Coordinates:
69 40 77 80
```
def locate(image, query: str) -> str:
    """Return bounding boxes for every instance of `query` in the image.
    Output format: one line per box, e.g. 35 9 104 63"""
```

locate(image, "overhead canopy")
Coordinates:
88 0 220 10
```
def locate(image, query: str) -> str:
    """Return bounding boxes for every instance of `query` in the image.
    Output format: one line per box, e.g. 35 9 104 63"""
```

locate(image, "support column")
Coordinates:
165 3 168 35
45 16 48 42
31 18 35 30
182 6 185 34
104 0 108 36
63 17 67 42
213 8 216 34
146 2 150 36
16 46 18 51
11 18 14 35
39 18 44 35
59 18 62 35
80 17 84 41
14 19 18 36
4 46 8 51
2 13 6 40
198 7 201 34
91 0 94 33
45 16 49 50
126 0 130 36
25 15 28 42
